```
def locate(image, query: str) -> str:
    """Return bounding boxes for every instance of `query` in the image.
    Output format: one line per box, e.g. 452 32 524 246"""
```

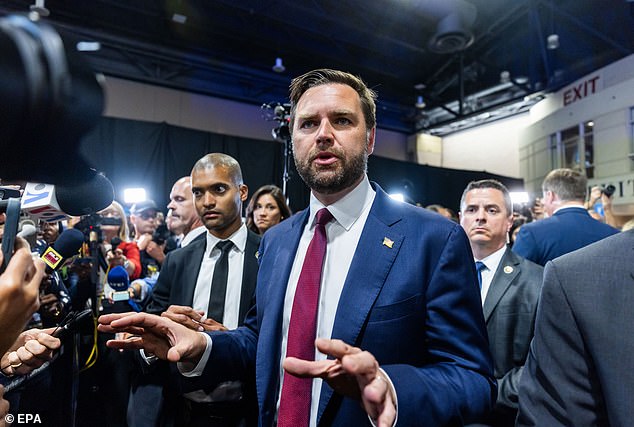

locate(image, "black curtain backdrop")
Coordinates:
79 117 522 215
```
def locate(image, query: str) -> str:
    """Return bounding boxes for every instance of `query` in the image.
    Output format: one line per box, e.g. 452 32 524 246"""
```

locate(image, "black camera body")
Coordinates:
74 213 122 245
601 184 616 198
151 223 171 246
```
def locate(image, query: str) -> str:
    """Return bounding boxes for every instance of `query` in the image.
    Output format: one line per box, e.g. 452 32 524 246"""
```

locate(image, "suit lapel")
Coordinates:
238 231 260 322
483 248 519 321
183 238 207 306
258 209 309 419
317 186 403 422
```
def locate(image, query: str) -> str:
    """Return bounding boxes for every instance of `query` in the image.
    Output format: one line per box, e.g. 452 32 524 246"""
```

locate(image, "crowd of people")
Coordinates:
0 68 632 427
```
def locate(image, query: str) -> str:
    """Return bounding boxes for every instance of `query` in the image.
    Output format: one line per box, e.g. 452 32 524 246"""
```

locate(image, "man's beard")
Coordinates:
294 146 368 195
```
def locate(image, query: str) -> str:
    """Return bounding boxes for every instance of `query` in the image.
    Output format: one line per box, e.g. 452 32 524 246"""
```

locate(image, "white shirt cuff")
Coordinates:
178 332 213 377
139 349 157 365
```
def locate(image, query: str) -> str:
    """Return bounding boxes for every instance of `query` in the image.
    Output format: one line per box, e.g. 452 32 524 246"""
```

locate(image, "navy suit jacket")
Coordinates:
517 230 634 426
512 207 618 266
191 183 496 426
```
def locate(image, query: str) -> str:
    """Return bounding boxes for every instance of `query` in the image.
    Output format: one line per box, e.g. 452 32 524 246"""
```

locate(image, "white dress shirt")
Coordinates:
277 176 375 426
476 245 507 304
191 223 247 330
180 225 206 248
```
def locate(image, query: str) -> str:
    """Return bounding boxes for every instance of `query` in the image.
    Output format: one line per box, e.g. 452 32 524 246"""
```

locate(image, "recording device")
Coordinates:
0 186 21 200
107 266 130 302
261 102 291 142
262 102 293 201
40 228 84 273
151 223 171 246
0 177 113 273
73 213 122 246
0 13 104 184
3 309 92 393
17 222 38 249
601 184 616 198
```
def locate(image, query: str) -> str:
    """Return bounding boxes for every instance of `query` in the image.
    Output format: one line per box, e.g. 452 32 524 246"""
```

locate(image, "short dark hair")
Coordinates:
460 179 513 216
288 69 377 134
191 153 243 187
542 168 587 201
245 185 292 234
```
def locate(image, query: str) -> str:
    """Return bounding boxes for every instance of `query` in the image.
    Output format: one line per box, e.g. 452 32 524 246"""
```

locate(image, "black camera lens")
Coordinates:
602 184 616 197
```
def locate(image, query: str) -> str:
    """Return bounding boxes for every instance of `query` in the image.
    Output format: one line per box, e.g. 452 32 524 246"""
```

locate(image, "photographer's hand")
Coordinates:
0 328 61 377
0 238 45 355
136 234 153 251
145 241 165 264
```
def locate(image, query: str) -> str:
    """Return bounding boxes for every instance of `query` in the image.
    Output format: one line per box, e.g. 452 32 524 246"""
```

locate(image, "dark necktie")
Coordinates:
207 240 234 323
278 208 333 427
475 261 486 290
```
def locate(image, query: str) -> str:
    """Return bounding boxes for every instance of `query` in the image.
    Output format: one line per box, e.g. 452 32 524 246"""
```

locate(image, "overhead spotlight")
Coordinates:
500 70 510 84
510 191 529 205
272 57 286 73
546 34 559 50
29 0 50 16
123 188 147 204
415 95 426 109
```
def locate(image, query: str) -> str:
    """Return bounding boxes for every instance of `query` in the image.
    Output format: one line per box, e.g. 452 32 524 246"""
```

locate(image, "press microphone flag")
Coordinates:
21 183 69 222
40 228 84 272
18 173 114 222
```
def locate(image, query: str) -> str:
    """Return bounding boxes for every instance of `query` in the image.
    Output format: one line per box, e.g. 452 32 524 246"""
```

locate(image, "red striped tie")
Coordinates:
278 208 333 427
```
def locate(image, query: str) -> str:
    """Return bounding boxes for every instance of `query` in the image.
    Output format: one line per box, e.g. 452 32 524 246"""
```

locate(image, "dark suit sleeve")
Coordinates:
512 226 539 264
382 225 496 425
145 251 174 314
517 261 602 427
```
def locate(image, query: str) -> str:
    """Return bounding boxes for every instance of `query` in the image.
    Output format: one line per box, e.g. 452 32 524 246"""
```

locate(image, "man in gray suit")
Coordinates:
460 179 543 426
517 229 634 426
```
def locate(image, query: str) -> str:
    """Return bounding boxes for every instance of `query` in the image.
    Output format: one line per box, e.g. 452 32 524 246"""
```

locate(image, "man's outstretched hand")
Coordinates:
283 338 396 427
98 312 207 368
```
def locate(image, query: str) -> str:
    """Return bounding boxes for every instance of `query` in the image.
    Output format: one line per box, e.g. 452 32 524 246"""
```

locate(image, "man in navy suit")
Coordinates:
512 168 617 266
99 69 496 426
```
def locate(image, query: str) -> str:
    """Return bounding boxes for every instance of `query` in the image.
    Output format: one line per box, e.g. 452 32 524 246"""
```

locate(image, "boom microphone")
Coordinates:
40 228 84 272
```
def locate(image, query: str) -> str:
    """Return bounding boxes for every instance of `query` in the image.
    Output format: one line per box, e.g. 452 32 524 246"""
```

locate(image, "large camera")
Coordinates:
73 213 122 245
0 13 104 184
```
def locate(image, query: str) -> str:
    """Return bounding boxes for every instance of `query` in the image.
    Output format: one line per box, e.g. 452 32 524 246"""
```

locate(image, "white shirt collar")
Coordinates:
181 225 206 247
476 245 507 273
308 175 375 231
205 223 248 254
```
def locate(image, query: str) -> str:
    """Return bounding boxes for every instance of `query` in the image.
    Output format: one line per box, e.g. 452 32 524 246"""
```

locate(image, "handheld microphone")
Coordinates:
17 222 38 250
107 266 130 302
40 228 84 272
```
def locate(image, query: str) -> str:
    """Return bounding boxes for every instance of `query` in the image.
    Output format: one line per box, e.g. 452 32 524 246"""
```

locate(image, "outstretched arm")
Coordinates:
98 312 207 369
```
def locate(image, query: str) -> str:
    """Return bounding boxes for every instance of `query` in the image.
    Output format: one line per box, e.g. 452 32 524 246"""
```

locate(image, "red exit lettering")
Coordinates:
563 76 600 106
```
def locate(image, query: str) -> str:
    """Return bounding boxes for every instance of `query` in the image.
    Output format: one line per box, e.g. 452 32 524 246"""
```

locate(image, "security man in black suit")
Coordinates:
141 153 260 427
